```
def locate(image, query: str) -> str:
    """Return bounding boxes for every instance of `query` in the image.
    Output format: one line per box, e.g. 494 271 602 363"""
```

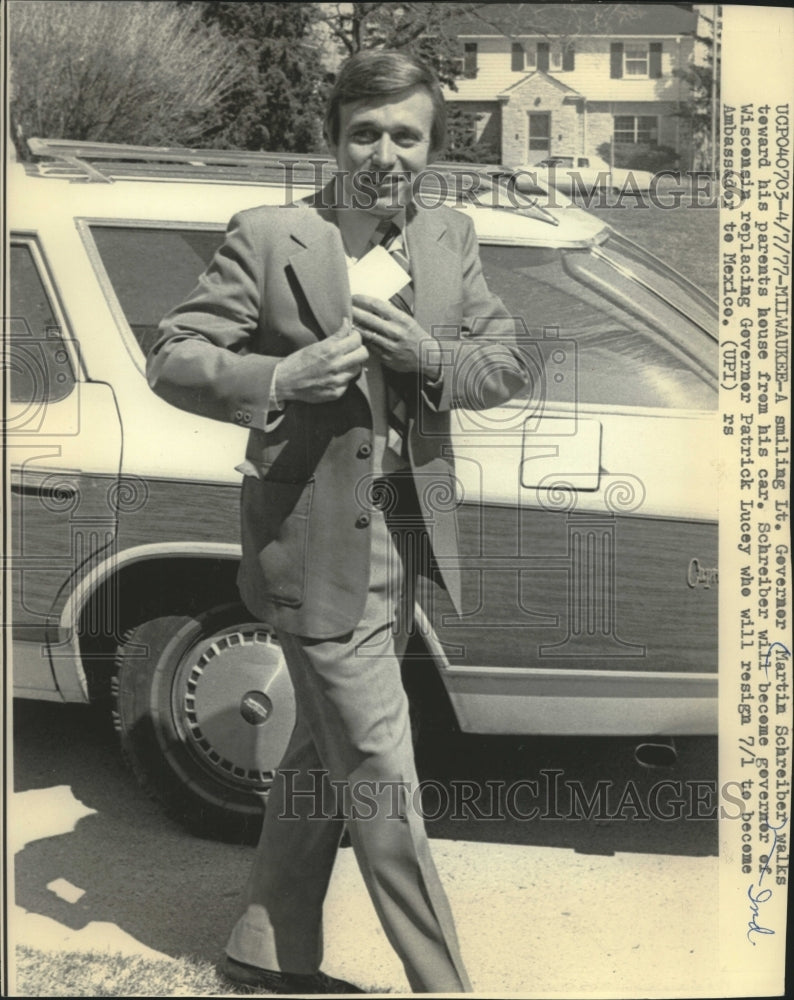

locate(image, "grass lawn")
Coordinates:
13 945 235 997
584 198 719 301
12 944 392 996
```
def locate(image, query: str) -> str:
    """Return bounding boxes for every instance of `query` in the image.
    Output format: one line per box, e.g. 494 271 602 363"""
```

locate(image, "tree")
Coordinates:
314 3 480 87
445 107 499 163
9 1 244 158
181 2 330 152
672 9 720 172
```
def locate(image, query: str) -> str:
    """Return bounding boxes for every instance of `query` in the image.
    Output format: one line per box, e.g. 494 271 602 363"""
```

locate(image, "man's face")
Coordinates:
330 85 434 216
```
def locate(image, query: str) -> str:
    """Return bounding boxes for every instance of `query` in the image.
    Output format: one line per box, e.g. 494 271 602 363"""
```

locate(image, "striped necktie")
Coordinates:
371 218 415 456
373 218 415 315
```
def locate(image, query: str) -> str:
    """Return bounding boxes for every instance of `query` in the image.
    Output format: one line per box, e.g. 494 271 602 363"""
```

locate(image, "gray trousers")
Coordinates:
225 491 471 993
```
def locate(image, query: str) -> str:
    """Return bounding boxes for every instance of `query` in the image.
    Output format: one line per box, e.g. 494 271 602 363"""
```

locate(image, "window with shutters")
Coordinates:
536 41 550 72
463 42 478 78
610 40 662 79
625 44 649 76
562 43 575 72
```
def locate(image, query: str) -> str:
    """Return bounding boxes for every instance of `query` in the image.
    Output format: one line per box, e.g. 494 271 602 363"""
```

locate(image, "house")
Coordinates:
445 3 700 169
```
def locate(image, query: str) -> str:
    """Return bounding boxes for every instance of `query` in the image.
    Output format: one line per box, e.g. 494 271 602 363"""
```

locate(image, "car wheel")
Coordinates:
112 604 295 843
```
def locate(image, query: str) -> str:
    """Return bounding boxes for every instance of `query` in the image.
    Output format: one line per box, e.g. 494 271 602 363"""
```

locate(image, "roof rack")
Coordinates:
25 137 335 184
24 137 558 224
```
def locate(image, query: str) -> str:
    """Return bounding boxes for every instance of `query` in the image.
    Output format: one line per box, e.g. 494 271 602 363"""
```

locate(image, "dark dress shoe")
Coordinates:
221 955 365 994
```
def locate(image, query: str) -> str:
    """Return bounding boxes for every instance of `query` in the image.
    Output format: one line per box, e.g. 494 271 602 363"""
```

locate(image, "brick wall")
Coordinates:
500 74 581 165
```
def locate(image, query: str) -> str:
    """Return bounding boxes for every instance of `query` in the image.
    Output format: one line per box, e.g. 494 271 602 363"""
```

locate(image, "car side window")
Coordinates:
9 242 76 405
88 226 224 358
479 243 717 411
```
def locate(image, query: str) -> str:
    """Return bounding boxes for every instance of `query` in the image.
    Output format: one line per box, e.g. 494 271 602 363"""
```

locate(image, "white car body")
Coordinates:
6 139 718 839
514 155 655 194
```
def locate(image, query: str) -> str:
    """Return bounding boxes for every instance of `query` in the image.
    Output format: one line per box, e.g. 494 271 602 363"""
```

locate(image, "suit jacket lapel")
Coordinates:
285 186 371 403
405 208 459 336
287 192 351 340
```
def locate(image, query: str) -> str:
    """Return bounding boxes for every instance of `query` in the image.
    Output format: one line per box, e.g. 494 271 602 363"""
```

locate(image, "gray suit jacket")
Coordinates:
148 189 528 637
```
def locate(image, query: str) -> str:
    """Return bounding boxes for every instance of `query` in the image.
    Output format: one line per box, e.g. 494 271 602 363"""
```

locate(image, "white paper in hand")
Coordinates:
348 245 410 301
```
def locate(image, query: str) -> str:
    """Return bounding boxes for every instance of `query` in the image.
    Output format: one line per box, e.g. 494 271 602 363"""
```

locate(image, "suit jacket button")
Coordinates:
355 513 370 528
357 442 372 458
234 410 243 422
243 412 252 424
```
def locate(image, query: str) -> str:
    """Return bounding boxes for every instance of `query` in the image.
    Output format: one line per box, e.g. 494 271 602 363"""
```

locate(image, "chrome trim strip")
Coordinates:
591 243 713 339
449 692 717 736
442 663 716 684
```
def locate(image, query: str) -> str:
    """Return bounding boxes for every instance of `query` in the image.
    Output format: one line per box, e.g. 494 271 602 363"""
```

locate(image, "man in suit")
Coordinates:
148 50 528 994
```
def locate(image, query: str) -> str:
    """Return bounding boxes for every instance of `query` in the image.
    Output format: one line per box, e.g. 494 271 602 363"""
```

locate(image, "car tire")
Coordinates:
112 604 295 843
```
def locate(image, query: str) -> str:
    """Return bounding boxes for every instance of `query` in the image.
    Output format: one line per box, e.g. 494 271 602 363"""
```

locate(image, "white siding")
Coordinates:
446 35 694 103
447 38 531 101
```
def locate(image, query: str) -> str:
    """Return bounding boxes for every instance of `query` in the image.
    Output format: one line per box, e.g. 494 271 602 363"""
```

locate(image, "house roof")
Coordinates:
498 69 584 98
451 3 697 38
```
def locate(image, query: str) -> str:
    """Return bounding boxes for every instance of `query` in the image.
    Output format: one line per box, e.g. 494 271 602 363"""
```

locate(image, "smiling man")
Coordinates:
148 50 528 994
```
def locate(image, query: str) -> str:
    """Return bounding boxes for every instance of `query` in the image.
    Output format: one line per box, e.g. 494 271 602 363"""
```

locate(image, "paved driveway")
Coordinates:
10 700 719 995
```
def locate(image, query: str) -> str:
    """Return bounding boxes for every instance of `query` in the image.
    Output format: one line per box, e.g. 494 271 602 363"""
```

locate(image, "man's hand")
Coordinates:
352 294 442 379
275 320 369 403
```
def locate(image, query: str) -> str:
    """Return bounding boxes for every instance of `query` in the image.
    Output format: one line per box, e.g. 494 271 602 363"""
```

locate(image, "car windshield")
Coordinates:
88 222 717 412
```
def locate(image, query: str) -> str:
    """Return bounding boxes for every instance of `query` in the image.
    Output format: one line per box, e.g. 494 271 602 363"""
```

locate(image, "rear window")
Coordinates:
89 226 224 357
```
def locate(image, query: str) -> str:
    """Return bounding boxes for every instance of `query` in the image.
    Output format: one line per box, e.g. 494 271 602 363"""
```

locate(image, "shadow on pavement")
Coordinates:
12 700 250 963
11 698 717 968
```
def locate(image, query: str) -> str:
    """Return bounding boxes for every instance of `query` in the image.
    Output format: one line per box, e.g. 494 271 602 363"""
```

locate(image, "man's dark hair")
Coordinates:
324 50 447 154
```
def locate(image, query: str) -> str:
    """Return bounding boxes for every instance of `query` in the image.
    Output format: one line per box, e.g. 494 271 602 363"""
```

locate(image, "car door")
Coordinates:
8 237 123 699
419 230 719 736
